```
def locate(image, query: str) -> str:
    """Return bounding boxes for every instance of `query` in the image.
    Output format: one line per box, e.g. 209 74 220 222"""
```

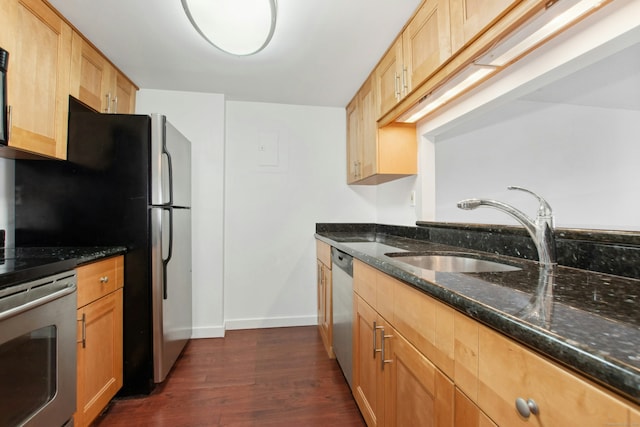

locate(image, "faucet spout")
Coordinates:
457 187 557 267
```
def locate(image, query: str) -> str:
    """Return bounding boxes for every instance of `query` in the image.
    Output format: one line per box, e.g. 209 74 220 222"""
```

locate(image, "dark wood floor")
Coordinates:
94 326 365 426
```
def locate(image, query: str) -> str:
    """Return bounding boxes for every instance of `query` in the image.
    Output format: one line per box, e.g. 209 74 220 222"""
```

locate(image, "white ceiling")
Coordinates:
48 0 422 107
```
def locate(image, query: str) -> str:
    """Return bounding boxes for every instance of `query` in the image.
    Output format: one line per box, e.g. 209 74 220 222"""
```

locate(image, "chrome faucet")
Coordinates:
457 186 557 267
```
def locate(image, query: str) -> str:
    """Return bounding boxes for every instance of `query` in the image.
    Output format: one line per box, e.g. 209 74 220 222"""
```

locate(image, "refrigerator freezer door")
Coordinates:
150 115 191 208
151 206 192 383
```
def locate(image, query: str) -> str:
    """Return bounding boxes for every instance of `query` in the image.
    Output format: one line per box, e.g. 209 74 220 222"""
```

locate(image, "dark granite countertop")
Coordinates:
315 224 640 405
0 246 127 291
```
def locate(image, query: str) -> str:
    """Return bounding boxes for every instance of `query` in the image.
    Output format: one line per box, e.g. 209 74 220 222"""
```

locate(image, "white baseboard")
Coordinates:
191 324 226 339
225 315 317 330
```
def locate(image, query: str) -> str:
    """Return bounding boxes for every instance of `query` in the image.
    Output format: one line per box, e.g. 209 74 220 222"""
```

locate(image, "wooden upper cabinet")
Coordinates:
70 33 137 114
347 76 378 184
375 0 451 119
70 32 114 113
402 0 452 95
115 72 137 114
346 95 361 183
0 0 72 159
375 37 403 118
450 0 519 53
346 75 416 185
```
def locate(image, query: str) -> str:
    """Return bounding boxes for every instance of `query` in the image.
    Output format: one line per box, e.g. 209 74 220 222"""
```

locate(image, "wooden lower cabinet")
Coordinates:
351 259 640 426
631 406 640 425
316 240 333 358
353 296 385 426
74 256 124 427
454 388 496 427
353 294 454 427
386 329 454 427
478 326 631 427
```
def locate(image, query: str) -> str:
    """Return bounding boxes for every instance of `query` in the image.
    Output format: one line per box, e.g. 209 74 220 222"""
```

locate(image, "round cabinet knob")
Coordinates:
99 276 109 284
515 397 539 418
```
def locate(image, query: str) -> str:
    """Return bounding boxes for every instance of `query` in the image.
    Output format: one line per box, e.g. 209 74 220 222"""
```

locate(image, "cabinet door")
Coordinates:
359 76 377 180
478 326 629 427
402 0 452 93
346 97 361 183
114 71 137 114
454 387 497 427
70 32 114 113
630 405 640 426
76 288 123 427
449 0 518 52
375 37 403 118
353 296 385 427
317 261 333 357
385 329 454 427
0 0 71 159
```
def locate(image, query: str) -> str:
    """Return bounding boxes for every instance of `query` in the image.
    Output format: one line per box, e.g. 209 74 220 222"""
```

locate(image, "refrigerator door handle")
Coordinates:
162 207 174 300
162 121 174 206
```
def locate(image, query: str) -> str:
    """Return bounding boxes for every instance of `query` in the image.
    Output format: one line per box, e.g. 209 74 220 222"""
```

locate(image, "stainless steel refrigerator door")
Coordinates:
151 206 192 383
150 115 191 208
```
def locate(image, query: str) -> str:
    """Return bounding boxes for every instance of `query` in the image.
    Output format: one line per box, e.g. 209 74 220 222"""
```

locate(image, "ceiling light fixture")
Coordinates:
182 0 277 56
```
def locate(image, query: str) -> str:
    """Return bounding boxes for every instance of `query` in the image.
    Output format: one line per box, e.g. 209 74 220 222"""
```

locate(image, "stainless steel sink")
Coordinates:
385 252 521 273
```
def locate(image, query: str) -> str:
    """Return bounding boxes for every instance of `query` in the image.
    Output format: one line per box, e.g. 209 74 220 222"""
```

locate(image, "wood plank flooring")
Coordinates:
94 326 365 426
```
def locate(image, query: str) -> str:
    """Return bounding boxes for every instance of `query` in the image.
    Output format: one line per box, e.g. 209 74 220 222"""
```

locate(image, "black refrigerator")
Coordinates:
15 98 192 395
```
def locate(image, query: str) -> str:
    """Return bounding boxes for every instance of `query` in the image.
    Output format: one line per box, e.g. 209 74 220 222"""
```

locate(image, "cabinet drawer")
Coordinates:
76 256 124 308
393 277 454 378
478 325 629 426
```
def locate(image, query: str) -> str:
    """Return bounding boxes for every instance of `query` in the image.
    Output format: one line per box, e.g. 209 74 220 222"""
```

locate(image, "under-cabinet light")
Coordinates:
397 66 494 123
396 0 608 124
182 0 277 56
477 0 608 67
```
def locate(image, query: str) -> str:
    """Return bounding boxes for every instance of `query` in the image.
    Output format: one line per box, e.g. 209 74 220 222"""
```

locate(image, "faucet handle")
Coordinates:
507 186 553 219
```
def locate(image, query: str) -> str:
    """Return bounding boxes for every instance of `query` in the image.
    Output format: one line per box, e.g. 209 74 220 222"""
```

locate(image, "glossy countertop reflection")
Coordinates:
0 246 126 291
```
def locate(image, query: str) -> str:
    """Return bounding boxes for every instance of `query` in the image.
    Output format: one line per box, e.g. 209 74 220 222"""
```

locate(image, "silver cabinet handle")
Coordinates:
372 321 378 357
113 95 118 114
380 328 393 370
402 66 408 94
394 72 401 100
7 105 11 142
99 276 109 284
105 92 112 113
78 313 86 348
515 397 539 418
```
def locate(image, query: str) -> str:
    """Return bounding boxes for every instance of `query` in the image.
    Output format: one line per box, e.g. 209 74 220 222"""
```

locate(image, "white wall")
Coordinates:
224 101 378 329
136 89 226 338
0 158 13 246
375 175 418 226
434 101 640 230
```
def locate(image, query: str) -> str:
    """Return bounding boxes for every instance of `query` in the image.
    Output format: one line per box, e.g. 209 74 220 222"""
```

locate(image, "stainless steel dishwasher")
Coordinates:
331 247 353 388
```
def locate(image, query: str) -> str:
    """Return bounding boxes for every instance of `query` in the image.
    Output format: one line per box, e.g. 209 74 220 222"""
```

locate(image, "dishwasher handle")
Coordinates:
331 247 353 276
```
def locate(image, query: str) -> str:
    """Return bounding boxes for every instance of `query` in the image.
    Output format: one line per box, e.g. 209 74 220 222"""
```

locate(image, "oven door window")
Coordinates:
0 325 57 427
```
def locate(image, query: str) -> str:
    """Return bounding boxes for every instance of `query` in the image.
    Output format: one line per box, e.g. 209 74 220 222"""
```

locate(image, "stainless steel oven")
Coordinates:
0 270 77 427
